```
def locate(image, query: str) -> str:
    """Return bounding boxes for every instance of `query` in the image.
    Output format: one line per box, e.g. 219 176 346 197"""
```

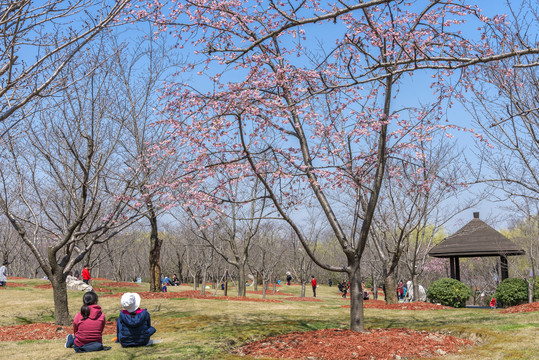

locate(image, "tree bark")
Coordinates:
51 271 70 325
237 265 246 297
411 274 419 302
148 207 162 292
384 272 398 304
372 276 378 300
193 271 199 290
349 263 364 332
201 268 207 295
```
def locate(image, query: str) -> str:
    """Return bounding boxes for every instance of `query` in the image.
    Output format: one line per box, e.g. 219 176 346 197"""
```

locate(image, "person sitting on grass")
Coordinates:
117 292 156 347
65 291 109 352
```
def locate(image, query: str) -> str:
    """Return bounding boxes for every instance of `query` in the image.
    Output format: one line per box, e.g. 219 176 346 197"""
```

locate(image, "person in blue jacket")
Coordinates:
117 293 156 347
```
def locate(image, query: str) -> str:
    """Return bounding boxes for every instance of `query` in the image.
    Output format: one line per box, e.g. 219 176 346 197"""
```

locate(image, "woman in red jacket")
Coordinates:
65 292 109 352
82 265 91 285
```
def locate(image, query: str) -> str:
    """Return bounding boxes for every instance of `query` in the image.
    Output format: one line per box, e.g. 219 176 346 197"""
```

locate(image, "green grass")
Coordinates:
0 280 538 359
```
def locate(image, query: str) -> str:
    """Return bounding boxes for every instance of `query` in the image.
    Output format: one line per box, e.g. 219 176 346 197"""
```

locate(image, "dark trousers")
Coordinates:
83 279 89 285
312 285 316 297
74 341 104 353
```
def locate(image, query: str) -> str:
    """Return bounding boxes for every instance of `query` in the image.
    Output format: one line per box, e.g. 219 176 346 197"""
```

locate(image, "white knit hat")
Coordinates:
121 292 141 313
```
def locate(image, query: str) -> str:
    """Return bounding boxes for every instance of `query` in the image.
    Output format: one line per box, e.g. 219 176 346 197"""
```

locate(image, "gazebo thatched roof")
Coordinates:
429 213 525 258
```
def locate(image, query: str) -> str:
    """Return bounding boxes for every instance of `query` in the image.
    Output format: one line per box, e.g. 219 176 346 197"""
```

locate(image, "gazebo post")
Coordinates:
455 257 460 281
500 255 509 281
450 257 455 279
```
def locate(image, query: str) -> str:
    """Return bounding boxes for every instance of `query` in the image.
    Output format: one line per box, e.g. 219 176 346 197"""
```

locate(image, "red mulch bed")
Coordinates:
103 290 284 303
34 284 52 289
0 282 28 288
284 297 323 302
342 301 452 310
97 282 140 288
0 321 116 342
234 328 473 360
500 302 539 313
247 290 294 296
92 278 111 281
7 277 28 280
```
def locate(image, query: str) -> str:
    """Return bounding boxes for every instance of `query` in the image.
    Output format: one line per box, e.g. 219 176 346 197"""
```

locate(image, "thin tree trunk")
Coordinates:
148 208 162 292
201 268 207 295
411 274 419 302
301 280 306 297
349 262 364 332
238 265 246 297
372 276 378 300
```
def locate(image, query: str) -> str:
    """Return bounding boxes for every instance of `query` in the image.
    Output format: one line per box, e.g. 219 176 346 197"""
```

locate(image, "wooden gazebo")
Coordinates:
428 212 525 281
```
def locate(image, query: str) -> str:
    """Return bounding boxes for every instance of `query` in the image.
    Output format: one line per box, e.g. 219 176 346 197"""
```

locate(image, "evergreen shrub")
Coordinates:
426 278 471 308
494 278 528 307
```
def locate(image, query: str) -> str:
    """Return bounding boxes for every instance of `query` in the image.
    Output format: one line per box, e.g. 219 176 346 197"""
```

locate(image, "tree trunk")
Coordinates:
51 272 71 325
384 272 398 304
372 276 378 300
527 278 535 304
238 265 246 297
272 279 276 294
300 280 306 297
193 272 199 290
411 274 419 302
349 263 364 332
201 268 207 296
177 256 183 283
262 277 267 299
148 210 162 292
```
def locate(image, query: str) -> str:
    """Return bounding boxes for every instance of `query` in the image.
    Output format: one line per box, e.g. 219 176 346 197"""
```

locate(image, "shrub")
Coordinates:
494 278 528 308
426 278 471 308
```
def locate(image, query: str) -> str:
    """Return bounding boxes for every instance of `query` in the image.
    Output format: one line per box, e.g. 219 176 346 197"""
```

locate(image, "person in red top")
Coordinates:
311 276 317 297
82 265 91 285
65 292 109 352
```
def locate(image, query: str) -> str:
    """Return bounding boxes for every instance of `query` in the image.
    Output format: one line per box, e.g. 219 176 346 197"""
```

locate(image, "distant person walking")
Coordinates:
328 278 332 287
286 272 292 286
341 280 348 298
397 281 404 300
82 265 91 285
311 276 317 297
0 261 9 287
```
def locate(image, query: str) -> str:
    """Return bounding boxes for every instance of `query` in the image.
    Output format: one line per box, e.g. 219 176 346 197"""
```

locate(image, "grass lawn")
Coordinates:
0 279 538 359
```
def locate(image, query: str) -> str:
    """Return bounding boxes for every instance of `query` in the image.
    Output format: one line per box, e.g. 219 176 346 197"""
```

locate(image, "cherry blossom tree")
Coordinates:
142 0 539 332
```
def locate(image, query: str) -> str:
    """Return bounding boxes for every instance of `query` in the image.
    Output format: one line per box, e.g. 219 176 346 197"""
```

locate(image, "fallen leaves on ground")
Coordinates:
234 328 473 360
0 322 116 342
500 302 539 313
